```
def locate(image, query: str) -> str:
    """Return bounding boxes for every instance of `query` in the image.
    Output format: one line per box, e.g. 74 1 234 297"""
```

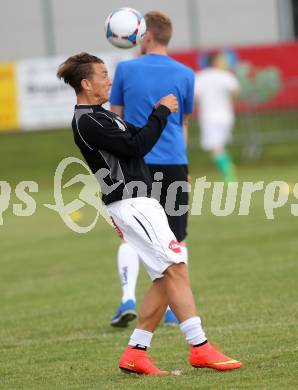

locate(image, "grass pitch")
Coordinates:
1 126 298 389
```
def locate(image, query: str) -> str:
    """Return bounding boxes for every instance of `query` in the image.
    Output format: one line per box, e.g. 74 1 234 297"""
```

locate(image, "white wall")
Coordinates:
196 0 280 48
0 0 46 60
0 0 293 61
51 0 192 55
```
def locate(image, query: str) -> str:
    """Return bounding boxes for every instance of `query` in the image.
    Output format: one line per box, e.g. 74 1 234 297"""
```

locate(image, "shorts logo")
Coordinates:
168 240 181 254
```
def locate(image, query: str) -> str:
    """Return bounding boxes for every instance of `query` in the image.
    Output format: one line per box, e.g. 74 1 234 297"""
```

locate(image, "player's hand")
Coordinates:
155 94 178 113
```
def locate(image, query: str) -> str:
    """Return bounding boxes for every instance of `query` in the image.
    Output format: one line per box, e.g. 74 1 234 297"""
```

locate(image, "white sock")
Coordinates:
118 242 139 303
180 246 188 264
180 316 207 345
128 328 153 348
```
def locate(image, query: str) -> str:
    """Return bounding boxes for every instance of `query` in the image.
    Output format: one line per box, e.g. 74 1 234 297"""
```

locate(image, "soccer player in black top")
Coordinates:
57 53 242 375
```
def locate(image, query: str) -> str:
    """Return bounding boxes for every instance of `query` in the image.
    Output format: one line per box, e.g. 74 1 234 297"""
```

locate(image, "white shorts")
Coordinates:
107 197 186 281
200 122 233 150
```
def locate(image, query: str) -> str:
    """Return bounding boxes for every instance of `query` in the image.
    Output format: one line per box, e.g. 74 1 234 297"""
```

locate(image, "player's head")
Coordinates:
206 51 220 67
141 11 172 54
57 52 111 104
207 51 227 69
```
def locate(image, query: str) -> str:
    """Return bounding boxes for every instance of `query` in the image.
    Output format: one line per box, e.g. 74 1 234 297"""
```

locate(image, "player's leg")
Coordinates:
120 258 242 374
111 239 138 327
148 164 189 325
119 280 169 375
212 147 236 183
201 123 236 182
161 262 242 372
164 164 190 323
109 197 179 373
134 277 168 332
109 198 242 374
165 164 189 263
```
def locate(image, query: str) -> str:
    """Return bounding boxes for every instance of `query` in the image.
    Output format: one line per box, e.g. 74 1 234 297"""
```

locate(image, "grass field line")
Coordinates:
1 333 101 350
1 319 297 351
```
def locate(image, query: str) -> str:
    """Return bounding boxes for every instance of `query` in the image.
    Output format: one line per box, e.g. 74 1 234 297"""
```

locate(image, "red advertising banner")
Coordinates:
170 42 298 110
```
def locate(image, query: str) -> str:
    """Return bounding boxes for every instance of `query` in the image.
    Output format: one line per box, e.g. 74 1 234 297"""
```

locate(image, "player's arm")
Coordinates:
79 96 177 158
183 70 195 146
231 84 239 99
81 106 170 158
229 74 240 98
183 114 191 146
110 104 124 118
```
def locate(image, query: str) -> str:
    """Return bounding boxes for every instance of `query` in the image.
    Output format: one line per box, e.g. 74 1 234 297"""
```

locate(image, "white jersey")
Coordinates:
195 68 239 126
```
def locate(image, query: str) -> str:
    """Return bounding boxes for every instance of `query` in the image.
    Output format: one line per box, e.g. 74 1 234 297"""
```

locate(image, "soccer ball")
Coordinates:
104 7 146 49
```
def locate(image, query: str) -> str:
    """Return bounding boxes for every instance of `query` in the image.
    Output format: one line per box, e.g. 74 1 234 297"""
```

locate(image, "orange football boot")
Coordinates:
190 342 242 371
119 346 169 375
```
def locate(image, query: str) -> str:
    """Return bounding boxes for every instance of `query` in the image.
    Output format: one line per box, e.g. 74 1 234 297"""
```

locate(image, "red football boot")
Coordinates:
119 346 169 375
190 342 242 371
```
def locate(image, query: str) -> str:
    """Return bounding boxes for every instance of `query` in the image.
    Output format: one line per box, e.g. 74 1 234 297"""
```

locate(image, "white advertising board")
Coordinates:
16 51 135 131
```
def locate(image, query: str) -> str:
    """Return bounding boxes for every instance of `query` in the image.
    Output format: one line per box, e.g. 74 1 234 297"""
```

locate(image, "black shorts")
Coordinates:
148 164 189 242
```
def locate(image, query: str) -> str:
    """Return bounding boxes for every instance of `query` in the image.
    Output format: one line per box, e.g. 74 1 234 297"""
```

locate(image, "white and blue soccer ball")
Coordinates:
104 7 146 49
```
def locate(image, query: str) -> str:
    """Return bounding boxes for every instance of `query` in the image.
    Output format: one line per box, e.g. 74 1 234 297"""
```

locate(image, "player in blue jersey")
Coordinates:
109 11 195 327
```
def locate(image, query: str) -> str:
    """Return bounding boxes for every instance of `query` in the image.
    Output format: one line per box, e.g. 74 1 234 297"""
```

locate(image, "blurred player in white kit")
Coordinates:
195 51 240 182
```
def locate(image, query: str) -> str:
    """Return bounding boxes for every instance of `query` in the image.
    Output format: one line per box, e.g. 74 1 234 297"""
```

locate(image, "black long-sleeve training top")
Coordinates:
71 104 171 205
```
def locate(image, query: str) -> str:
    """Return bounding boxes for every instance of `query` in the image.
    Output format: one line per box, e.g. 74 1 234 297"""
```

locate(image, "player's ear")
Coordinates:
81 78 92 91
145 30 153 42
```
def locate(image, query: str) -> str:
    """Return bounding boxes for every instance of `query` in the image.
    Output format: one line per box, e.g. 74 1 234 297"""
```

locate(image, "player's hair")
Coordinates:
207 51 220 67
57 52 104 93
145 11 172 46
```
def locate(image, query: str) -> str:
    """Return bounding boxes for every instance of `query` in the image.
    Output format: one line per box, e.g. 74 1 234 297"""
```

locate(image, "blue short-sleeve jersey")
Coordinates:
109 54 195 165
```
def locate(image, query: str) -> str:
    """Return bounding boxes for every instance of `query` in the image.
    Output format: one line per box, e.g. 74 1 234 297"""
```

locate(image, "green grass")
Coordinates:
1 124 298 389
